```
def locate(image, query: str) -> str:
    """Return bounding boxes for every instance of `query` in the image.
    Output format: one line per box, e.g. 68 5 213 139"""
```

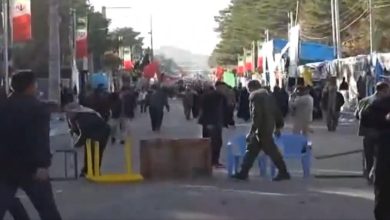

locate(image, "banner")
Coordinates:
289 25 300 77
10 0 32 42
223 71 236 88
123 47 133 70
76 17 88 59
257 41 263 72
244 49 253 72
237 55 244 76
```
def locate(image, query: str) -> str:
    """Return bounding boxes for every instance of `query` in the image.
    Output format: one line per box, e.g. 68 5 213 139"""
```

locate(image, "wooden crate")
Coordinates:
140 138 212 180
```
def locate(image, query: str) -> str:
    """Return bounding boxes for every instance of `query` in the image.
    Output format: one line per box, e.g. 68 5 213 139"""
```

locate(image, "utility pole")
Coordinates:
369 0 373 54
102 6 106 18
2 0 9 94
331 0 337 57
48 0 61 102
149 15 154 61
295 1 299 25
334 0 342 60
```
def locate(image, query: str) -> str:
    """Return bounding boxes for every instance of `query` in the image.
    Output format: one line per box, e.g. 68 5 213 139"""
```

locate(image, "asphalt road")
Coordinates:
7 99 374 220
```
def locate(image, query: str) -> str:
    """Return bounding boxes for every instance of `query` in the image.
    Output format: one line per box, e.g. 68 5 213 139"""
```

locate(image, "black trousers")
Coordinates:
363 136 377 177
202 125 223 165
227 105 235 126
81 134 109 176
374 137 390 220
139 100 147 113
240 134 288 176
0 178 62 220
149 107 164 131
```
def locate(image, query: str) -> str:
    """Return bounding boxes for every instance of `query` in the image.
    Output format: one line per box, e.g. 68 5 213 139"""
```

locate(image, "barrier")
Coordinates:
314 149 364 178
51 148 78 181
85 138 143 183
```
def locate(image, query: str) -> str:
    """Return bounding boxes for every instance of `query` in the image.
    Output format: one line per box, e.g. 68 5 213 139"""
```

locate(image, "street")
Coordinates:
9 99 374 220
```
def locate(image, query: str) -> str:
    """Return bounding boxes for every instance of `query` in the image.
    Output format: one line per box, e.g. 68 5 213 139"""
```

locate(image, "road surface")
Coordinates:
7 99 374 220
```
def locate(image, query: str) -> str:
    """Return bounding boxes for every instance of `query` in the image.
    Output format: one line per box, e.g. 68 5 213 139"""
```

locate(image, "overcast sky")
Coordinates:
89 0 230 55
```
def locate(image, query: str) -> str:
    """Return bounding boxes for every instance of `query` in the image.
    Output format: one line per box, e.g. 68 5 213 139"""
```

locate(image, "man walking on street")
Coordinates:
321 77 345 131
232 80 290 181
199 85 227 168
356 82 390 184
361 91 390 220
0 71 62 220
147 84 170 132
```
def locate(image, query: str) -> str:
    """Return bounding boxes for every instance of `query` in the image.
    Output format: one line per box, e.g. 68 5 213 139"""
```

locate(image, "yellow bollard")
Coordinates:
124 138 132 174
94 141 100 176
86 139 93 178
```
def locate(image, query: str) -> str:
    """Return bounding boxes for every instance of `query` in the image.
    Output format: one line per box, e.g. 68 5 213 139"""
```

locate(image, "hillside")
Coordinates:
155 46 210 73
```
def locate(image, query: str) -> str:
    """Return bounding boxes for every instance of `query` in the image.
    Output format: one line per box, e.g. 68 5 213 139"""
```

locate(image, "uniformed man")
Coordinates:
232 80 290 181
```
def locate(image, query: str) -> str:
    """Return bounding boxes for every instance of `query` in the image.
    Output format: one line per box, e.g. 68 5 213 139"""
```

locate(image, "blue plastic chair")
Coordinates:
227 135 269 177
270 133 312 178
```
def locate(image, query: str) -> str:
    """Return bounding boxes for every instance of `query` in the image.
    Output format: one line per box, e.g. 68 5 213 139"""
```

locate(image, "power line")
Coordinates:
340 9 368 32
303 0 365 30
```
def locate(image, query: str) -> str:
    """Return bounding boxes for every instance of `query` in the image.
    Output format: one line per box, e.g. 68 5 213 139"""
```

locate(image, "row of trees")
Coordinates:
2 0 144 75
210 0 390 67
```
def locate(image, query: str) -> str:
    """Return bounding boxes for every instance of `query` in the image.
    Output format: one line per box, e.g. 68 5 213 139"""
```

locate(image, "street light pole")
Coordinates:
149 15 153 61
334 0 342 60
369 0 373 54
48 0 61 102
331 0 337 57
2 0 9 94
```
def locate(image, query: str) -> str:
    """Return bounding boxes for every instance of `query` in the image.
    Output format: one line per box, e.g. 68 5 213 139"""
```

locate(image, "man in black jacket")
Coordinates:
65 103 110 177
0 71 62 220
361 93 390 220
198 85 227 168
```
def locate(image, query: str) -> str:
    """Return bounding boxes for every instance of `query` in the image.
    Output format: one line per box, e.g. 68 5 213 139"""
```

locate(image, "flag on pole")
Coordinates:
123 47 133 70
244 48 253 72
252 41 257 71
237 55 244 76
76 16 88 59
257 41 263 72
10 0 32 42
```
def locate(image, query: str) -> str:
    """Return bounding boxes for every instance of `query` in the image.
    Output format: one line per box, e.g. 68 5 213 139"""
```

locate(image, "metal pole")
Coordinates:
334 0 342 60
48 0 61 102
331 0 337 57
3 0 9 94
150 14 153 61
369 0 373 54
295 1 299 25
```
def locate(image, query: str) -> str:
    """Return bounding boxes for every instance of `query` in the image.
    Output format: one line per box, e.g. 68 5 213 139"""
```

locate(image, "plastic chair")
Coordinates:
227 135 269 177
270 133 312 178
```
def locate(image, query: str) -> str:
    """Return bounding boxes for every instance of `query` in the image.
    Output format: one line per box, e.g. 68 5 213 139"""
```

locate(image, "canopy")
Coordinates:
272 38 335 63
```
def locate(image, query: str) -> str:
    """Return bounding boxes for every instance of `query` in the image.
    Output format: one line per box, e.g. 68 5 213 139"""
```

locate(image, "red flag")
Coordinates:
257 56 263 72
215 66 224 80
143 61 160 78
10 0 32 42
76 17 88 59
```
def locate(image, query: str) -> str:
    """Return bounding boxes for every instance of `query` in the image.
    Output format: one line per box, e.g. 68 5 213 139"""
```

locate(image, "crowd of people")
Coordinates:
2 69 390 219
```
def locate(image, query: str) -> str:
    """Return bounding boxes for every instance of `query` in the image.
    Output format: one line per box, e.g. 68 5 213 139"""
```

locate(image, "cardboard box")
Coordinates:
140 138 212 180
